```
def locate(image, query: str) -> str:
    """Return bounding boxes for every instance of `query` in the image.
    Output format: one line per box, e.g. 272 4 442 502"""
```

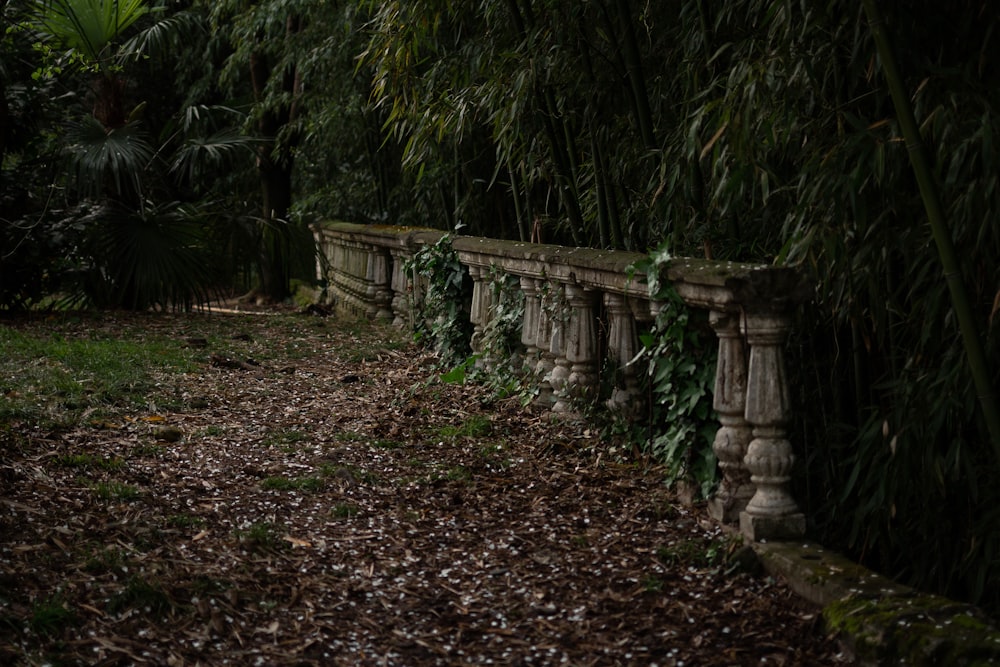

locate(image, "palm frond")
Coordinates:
30 0 150 63
120 9 203 61
66 114 154 200
81 200 217 310
169 129 258 189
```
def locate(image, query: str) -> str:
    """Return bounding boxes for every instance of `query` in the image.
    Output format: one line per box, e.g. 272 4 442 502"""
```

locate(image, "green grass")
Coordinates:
0 324 198 428
262 428 310 451
166 513 205 529
372 438 404 450
29 595 75 635
260 475 324 492
83 547 128 574
89 481 140 502
235 522 285 551
106 577 171 617
436 414 492 440
55 453 124 471
331 503 361 519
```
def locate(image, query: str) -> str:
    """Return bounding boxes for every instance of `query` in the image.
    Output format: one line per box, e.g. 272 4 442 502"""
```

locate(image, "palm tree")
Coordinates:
27 0 255 309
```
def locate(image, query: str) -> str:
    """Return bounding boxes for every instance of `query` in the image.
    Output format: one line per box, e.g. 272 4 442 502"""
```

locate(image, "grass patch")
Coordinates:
89 481 140 502
0 324 197 428
331 503 361 519
29 595 75 635
260 476 324 492
436 414 492 440
166 513 204 529
130 443 165 458
55 453 124 471
642 576 665 594
263 428 310 452
235 522 285 551
319 464 379 485
372 438 404 450
107 577 172 617
654 535 736 569
83 547 128 574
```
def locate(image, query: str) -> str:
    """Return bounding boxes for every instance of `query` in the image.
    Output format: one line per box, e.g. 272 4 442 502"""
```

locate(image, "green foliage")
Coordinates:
635 250 718 497
260 476 324 492
406 235 472 366
29 0 151 65
29 594 75 636
0 323 196 427
89 481 140 501
106 576 171 617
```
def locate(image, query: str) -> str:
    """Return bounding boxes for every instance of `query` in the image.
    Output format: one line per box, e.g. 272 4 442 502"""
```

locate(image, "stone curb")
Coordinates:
751 540 1000 665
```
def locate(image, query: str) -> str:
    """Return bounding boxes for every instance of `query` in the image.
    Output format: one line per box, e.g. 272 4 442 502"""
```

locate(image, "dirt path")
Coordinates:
0 311 852 665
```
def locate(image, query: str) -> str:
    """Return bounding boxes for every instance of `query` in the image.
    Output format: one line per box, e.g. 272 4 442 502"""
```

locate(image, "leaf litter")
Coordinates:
0 310 854 665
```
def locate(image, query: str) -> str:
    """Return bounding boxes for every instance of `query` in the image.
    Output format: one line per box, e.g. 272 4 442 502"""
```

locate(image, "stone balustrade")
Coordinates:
312 221 811 541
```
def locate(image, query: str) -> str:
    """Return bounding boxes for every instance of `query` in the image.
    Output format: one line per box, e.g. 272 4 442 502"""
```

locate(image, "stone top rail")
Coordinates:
312 221 812 543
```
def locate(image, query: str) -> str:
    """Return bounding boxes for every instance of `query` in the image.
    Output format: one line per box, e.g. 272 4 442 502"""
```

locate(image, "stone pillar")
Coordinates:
739 310 806 541
553 284 599 413
389 250 411 328
468 265 491 354
604 292 641 413
707 311 755 525
367 250 393 321
520 276 541 373
533 280 557 407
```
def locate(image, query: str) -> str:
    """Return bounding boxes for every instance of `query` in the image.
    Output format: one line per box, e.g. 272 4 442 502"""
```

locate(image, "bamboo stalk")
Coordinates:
861 0 1000 458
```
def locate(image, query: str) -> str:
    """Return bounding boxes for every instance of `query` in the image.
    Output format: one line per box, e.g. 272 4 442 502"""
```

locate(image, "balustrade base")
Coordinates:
740 511 806 542
708 490 753 525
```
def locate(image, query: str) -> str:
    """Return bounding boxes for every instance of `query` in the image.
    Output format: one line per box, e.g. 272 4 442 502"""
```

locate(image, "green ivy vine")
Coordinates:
635 249 719 497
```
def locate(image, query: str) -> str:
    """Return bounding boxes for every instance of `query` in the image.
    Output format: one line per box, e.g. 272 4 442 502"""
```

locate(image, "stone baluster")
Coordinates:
739 310 806 540
468 265 490 354
707 311 755 524
389 250 411 328
366 249 393 321
533 280 558 408
519 276 541 373
554 284 599 413
604 292 641 414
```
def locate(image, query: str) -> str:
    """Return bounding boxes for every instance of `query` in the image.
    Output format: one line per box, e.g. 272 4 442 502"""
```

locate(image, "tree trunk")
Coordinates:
249 15 303 303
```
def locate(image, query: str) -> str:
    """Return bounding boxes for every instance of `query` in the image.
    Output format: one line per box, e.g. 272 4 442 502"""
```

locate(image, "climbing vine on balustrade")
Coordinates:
454 267 529 400
634 249 718 497
405 235 471 366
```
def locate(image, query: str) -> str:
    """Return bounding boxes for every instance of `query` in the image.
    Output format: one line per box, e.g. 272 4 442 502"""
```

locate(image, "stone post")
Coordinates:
604 292 641 413
468 265 490 354
389 250 410 328
554 284 599 413
520 276 541 373
707 310 755 524
367 249 393 321
739 310 806 540
533 279 557 407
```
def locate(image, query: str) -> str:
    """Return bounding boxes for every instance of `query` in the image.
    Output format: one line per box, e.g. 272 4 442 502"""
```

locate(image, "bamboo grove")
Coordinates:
2 0 999 614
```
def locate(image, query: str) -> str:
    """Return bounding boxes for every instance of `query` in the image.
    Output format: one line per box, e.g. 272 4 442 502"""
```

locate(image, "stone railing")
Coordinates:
312 221 811 541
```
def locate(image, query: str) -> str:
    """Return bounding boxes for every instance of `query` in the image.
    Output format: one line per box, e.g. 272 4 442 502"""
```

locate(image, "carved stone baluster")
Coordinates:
389 250 409 328
554 284 598 413
547 283 571 411
519 276 541 374
468 265 488 354
533 279 557 407
707 311 755 524
604 292 640 413
739 311 806 540
369 250 393 321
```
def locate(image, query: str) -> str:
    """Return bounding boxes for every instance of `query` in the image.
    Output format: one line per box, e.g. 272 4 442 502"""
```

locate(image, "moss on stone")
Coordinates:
824 594 1000 666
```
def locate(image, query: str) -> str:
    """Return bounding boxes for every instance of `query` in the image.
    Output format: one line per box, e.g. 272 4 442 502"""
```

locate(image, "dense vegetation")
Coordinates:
2 0 999 616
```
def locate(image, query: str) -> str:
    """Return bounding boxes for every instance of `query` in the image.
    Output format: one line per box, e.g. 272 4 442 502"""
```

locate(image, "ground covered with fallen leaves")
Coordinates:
0 310 853 666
